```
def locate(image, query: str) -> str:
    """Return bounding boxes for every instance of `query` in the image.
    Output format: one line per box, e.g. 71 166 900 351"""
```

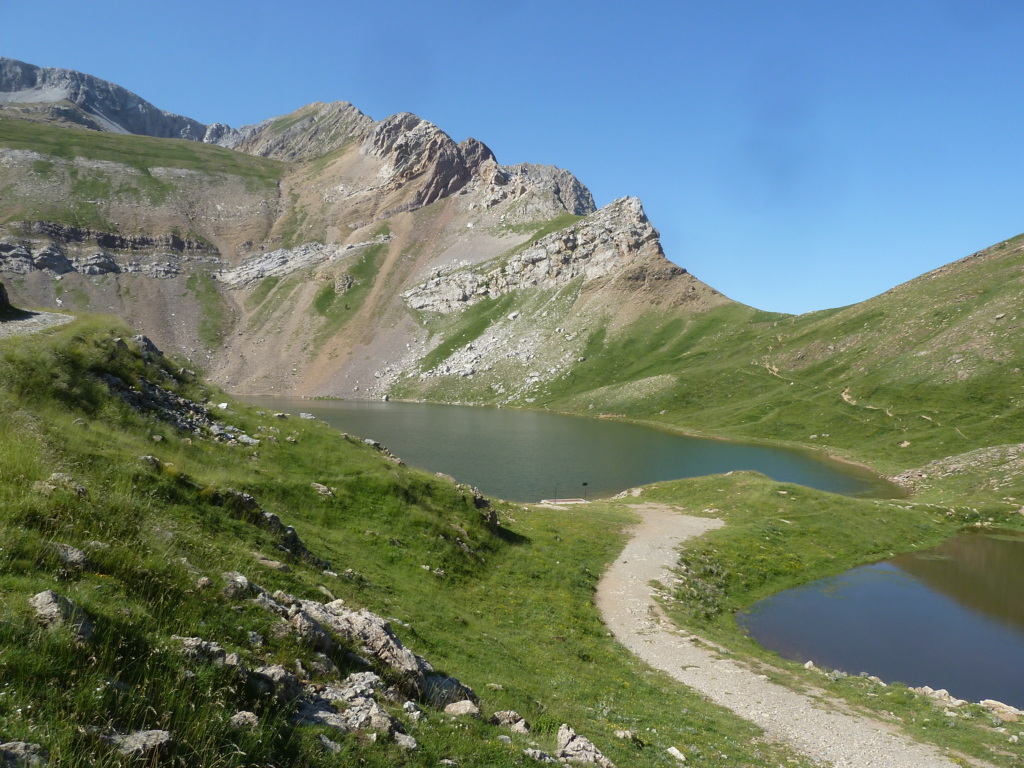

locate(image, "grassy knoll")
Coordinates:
540 231 1024 473
0 317 820 767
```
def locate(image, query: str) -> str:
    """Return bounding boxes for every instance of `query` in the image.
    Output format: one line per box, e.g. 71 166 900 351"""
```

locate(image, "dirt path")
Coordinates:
596 503 973 768
0 310 72 339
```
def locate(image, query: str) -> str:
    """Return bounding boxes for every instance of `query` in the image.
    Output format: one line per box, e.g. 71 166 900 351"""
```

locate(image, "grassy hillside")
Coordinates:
0 117 281 251
0 118 282 185
0 317 829 767
506 234 1024 475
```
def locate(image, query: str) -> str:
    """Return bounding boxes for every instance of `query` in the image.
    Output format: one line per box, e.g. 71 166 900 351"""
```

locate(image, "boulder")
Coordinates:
443 700 480 717
394 732 417 750
340 696 400 734
172 635 227 665
131 335 163 358
0 282 10 312
254 553 290 572
0 741 47 767
981 699 1022 721
50 543 88 570
228 711 259 729
492 710 523 726
104 730 172 757
221 571 259 599
555 724 617 768
252 665 302 703
424 674 477 708
28 590 94 644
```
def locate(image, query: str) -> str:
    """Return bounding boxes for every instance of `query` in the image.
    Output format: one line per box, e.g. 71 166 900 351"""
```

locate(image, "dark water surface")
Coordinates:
245 397 898 502
738 530 1024 708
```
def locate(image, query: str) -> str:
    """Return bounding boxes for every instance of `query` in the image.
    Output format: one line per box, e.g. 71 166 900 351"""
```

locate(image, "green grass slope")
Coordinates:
0 318 825 767
0 119 282 188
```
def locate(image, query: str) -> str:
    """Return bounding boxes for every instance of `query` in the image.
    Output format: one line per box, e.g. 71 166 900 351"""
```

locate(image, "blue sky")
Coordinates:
3 0 1024 314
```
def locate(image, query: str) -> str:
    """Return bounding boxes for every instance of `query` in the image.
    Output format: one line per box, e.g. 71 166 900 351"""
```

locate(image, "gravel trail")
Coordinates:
0 310 73 339
596 502 976 768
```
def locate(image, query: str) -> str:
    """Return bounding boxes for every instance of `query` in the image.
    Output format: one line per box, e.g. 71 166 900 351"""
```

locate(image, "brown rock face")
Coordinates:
366 113 496 211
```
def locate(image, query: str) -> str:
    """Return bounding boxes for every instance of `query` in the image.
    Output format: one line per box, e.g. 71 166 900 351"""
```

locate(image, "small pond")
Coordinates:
738 529 1024 708
245 397 899 502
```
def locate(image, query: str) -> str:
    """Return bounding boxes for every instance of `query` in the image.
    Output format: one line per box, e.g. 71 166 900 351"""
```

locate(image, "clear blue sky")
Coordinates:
4 0 1024 314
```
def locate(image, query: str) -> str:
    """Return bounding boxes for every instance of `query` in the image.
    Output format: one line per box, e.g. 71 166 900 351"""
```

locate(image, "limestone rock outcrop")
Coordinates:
555 724 617 768
226 101 374 161
403 197 677 314
365 113 497 212
102 730 173 758
0 227 223 280
28 590 94 645
0 741 47 767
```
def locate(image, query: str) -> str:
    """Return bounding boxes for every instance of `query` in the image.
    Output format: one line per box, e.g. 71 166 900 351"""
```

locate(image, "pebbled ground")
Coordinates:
0 309 72 339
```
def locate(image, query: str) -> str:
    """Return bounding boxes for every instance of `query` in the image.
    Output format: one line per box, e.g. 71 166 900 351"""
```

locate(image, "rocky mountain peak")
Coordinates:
364 113 497 209
223 101 374 161
0 56 221 141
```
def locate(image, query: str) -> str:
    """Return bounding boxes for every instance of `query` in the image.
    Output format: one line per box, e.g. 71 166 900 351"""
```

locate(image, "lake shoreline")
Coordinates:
241 395 898 502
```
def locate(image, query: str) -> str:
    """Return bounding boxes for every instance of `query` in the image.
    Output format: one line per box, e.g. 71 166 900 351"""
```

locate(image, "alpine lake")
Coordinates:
247 397 1024 708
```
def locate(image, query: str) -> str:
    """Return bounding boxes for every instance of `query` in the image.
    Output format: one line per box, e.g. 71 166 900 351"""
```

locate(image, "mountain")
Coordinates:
0 57 232 141
4 59 1024 768
1 57 1023 474
0 58 724 404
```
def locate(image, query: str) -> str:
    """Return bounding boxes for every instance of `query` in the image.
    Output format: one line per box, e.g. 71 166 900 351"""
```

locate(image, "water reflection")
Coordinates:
892 530 1024 633
739 531 1024 707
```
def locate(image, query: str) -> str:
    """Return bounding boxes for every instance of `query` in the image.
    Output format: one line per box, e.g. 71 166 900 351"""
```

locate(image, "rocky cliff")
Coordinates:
404 197 683 314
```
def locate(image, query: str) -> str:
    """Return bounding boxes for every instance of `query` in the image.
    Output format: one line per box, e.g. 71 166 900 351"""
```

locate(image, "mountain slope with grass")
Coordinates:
0 315 842 768
2 58 1022 484
3 58 1024 768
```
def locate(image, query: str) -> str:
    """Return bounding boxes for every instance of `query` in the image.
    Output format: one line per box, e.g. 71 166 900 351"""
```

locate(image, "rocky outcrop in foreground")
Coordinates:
27 564 615 765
